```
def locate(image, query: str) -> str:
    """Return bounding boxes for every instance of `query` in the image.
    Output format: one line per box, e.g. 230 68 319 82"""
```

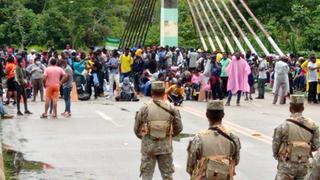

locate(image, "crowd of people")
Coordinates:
0 44 319 118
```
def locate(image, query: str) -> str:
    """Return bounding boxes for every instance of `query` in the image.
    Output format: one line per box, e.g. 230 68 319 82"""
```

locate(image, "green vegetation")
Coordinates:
3 148 43 179
3 149 16 179
0 0 319 53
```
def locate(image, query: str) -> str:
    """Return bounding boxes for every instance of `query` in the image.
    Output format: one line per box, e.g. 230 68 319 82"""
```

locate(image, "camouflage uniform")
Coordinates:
134 96 182 180
186 100 241 180
273 99 320 180
304 150 320 180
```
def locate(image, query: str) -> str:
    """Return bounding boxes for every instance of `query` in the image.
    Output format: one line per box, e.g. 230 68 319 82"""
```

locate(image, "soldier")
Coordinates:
134 81 183 180
304 149 320 180
186 100 241 180
273 95 320 179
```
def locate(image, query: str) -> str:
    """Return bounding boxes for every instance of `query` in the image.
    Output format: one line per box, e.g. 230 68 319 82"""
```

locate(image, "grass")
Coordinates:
2 148 43 179
3 149 17 180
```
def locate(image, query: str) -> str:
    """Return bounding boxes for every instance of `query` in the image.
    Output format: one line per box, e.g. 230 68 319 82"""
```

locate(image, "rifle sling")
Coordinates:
286 119 314 135
152 100 174 116
209 127 237 149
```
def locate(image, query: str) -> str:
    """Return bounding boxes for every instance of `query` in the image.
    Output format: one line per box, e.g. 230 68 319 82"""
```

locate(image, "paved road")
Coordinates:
1 93 319 180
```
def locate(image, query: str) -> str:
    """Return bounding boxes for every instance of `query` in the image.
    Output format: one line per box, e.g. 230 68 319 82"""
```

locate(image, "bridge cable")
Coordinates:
127 0 147 47
204 0 234 53
141 0 157 46
131 0 153 47
187 0 208 51
228 0 270 56
196 0 225 52
119 0 140 48
123 0 144 48
219 0 257 55
210 0 245 54
136 0 156 46
191 0 216 52
238 0 284 56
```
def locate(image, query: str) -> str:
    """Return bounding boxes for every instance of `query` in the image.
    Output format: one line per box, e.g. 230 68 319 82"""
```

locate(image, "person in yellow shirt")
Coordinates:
166 81 185 106
120 48 133 82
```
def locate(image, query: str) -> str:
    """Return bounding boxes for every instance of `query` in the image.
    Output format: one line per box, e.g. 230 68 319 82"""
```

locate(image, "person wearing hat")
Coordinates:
132 49 145 95
186 100 241 179
134 81 183 180
273 95 320 179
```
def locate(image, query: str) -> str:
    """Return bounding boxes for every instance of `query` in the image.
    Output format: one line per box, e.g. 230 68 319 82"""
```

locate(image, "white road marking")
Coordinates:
96 111 122 127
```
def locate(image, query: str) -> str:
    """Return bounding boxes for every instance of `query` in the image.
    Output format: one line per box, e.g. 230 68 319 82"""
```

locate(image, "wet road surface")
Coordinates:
1 93 319 180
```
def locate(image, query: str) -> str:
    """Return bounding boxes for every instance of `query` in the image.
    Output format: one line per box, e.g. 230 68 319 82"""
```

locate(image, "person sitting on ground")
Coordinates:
166 81 185 106
115 77 139 102
0 102 14 119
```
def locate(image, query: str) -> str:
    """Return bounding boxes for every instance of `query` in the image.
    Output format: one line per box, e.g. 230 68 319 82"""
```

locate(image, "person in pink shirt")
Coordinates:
191 70 203 100
225 52 251 106
41 58 67 118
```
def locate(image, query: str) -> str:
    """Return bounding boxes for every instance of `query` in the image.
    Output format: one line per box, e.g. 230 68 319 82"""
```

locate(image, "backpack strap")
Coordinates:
208 127 237 150
286 119 314 135
152 100 174 116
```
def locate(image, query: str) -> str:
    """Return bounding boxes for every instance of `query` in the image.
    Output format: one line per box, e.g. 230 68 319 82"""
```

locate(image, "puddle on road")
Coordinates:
173 133 195 142
3 146 50 179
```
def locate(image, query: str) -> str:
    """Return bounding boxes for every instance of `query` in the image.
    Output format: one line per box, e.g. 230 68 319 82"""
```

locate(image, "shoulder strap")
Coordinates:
286 119 314 135
209 127 237 148
152 100 174 116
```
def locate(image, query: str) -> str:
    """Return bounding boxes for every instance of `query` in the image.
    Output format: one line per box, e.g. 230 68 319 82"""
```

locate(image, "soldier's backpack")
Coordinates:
279 119 314 164
145 100 174 139
192 127 236 180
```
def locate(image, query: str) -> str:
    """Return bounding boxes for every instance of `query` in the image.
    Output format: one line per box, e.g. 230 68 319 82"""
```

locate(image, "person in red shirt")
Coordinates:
5 55 17 105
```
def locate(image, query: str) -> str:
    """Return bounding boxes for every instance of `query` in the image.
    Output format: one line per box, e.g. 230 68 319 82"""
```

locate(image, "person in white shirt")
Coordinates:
256 57 268 99
165 46 173 67
188 48 199 71
27 49 36 65
307 54 319 104
272 56 290 104
176 48 184 68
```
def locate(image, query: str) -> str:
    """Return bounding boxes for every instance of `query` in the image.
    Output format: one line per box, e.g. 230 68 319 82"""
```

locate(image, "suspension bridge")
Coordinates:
119 0 285 57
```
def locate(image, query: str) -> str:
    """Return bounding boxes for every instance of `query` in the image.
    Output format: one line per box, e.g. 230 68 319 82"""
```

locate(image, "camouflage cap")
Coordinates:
290 94 304 104
151 81 165 91
207 100 224 111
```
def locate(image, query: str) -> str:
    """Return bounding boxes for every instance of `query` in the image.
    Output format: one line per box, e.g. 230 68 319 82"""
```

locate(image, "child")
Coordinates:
191 70 203 100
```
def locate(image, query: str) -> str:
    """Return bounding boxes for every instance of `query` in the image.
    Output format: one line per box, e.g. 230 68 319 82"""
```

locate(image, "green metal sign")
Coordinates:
105 37 120 50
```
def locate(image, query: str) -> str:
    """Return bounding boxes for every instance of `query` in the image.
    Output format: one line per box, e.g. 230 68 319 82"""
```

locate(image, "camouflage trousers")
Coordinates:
275 162 308 180
140 153 174 180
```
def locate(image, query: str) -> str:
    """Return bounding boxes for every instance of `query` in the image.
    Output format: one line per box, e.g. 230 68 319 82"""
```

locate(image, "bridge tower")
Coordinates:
160 0 178 47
